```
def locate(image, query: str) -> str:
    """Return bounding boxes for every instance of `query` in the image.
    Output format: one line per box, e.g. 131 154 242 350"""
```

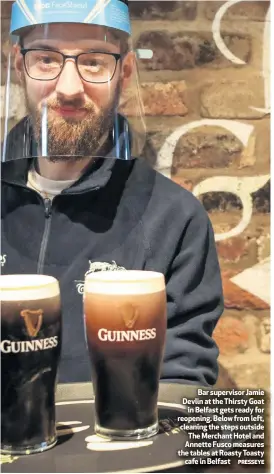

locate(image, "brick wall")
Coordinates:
1 1 270 391
129 0 270 393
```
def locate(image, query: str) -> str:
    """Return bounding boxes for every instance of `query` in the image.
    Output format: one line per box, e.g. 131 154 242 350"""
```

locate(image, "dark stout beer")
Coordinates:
1 275 62 455
84 271 166 440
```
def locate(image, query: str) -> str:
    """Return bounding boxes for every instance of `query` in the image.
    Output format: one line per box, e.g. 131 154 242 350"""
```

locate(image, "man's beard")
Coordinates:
25 88 119 162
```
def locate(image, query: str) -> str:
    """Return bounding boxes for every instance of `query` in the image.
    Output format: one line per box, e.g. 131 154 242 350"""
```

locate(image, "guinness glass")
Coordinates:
1 274 62 455
84 270 166 440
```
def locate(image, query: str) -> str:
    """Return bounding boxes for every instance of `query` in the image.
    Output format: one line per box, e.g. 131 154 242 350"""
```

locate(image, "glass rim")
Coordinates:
84 270 165 282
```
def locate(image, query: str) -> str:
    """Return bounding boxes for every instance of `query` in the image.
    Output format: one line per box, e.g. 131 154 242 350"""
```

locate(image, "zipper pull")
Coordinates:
44 198 52 218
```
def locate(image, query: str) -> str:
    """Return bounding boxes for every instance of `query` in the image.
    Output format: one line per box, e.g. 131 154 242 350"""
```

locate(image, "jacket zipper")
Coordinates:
37 198 53 274
3 180 100 273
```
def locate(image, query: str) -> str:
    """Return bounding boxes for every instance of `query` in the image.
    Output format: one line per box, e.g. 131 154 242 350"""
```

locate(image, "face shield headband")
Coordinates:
10 0 131 36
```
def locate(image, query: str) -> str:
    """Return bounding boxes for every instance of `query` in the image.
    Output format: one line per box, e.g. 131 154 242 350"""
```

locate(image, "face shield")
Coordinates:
1 0 146 162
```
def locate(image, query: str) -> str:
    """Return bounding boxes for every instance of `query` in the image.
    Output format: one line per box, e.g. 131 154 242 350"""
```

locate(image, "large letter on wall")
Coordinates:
156 119 254 178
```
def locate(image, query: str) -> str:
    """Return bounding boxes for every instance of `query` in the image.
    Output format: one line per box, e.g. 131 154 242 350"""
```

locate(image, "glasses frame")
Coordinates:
20 48 122 83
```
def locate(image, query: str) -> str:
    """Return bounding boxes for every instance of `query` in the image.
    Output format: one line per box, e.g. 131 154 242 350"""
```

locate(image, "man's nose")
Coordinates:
55 59 84 100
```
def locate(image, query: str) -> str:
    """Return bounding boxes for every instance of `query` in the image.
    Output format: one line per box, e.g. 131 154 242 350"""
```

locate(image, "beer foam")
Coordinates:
0 275 60 301
84 271 165 295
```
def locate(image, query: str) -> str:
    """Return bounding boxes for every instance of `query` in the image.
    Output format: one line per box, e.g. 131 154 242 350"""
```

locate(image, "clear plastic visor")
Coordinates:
1 23 146 162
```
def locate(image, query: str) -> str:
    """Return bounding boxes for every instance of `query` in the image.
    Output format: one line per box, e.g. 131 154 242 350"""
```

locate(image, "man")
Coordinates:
1 0 224 386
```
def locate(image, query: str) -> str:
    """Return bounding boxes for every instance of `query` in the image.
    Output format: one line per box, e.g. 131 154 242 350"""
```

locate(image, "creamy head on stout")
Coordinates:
84 271 165 295
84 271 165 343
0 275 60 354
0 274 60 301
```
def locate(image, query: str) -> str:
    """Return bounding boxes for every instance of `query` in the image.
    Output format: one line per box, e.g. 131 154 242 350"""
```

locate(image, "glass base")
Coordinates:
1 436 57 456
95 421 159 440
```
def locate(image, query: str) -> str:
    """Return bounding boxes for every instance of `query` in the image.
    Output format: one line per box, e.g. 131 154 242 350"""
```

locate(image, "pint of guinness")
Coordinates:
84 270 167 440
1 274 62 455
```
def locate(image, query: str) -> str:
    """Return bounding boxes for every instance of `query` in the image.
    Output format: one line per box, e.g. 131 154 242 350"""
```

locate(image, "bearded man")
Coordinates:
1 0 224 386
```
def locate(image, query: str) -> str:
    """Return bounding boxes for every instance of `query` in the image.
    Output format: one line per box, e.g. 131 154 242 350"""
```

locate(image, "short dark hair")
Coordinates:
109 29 130 55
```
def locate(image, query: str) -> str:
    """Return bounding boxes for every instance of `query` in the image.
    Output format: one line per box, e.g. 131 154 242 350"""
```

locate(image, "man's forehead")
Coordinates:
23 23 119 46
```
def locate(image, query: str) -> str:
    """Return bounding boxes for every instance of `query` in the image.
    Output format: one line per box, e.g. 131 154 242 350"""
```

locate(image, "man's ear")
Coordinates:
120 51 135 91
13 44 24 83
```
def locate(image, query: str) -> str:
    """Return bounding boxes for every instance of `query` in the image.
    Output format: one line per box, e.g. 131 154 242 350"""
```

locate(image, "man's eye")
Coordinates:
41 56 53 64
35 55 59 66
83 61 103 69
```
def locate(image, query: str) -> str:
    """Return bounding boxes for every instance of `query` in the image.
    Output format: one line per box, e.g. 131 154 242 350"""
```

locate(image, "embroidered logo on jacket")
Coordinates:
0 255 7 267
75 260 126 294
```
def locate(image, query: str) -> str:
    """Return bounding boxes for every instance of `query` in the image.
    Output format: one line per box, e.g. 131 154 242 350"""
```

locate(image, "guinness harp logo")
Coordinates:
120 303 139 329
20 309 43 338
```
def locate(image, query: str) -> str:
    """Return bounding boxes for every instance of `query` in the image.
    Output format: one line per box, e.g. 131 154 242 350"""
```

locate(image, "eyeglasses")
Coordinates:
20 48 122 83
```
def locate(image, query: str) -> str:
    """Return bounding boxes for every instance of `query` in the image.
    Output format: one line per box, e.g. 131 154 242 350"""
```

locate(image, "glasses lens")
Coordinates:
78 52 116 83
25 50 63 80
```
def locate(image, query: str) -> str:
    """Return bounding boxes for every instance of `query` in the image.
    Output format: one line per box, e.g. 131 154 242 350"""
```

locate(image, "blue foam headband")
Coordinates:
10 0 131 35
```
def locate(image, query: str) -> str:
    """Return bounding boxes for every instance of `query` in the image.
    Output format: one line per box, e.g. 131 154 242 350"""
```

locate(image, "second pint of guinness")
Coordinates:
1 274 62 455
84 270 167 440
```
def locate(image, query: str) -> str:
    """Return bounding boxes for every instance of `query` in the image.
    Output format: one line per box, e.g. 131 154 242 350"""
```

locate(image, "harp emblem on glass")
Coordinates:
20 309 43 337
120 303 139 329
